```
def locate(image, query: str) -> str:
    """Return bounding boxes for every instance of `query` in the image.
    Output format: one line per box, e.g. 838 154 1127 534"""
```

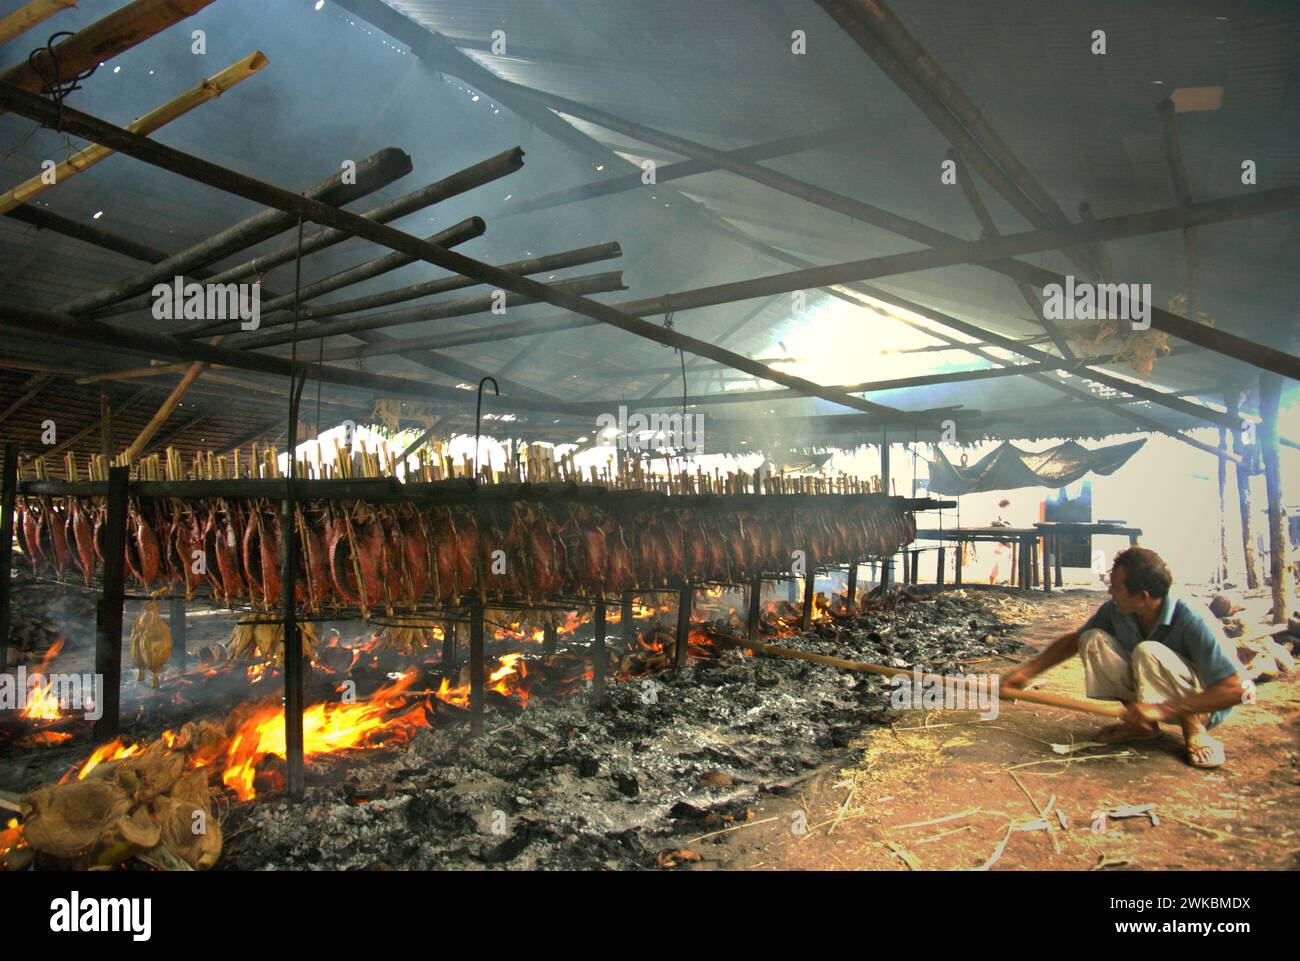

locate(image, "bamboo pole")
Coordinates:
0 0 78 46
57 147 414 316
0 52 268 216
733 638 1125 719
0 0 216 115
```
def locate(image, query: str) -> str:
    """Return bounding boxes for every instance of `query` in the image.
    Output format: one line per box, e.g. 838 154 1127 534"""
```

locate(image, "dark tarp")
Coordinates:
926 439 1146 495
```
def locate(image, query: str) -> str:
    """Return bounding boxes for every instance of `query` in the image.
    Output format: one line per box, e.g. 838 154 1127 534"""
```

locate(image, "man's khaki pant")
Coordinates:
1077 628 1202 704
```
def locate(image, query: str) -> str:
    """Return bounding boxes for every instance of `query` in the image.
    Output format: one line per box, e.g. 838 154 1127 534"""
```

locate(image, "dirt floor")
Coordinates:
684 589 1300 871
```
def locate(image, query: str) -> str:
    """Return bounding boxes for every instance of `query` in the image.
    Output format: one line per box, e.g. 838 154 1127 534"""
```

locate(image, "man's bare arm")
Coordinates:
1156 674 1244 721
1003 630 1079 688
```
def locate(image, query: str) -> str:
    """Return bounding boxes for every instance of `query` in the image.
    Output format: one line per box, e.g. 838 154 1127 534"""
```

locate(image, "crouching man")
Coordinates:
1002 547 1245 768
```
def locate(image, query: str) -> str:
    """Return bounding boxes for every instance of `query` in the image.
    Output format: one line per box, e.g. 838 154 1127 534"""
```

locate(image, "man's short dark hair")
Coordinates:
1111 546 1172 599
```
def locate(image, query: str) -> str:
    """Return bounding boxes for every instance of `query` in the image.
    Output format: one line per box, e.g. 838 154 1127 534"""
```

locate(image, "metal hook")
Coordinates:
474 376 499 481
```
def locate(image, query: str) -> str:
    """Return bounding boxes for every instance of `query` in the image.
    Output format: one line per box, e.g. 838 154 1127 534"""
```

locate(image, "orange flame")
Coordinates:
435 652 529 708
221 671 430 801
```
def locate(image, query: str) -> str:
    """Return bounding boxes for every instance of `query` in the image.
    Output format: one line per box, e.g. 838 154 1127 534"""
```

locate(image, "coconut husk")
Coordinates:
20 778 133 860
130 601 172 688
151 770 222 870
228 614 318 661
95 739 185 804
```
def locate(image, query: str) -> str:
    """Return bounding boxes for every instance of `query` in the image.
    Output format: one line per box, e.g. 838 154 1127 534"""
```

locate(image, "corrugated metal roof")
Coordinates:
0 0 1296 459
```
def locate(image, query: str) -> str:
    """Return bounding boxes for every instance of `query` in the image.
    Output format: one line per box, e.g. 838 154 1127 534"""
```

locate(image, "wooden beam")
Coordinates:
44 387 152 459
0 372 55 423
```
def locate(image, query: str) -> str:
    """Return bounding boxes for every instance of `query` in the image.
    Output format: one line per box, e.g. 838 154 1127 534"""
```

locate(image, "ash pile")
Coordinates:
221 588 1027 871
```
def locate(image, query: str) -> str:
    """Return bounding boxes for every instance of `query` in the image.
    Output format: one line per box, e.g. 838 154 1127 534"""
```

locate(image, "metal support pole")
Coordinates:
674 584 692 667
168 596 186 670
469 597 484 736
936 546 945 589
620 590 634 647
442 618 457 671
747 575 763 640
280 496 304 799
93 466 128 744
592 596 608 700
845 560 857 613
800 552 816 630
0 444 16 669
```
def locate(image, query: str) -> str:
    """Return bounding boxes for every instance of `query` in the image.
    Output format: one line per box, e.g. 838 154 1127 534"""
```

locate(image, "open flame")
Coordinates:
222 671 430 800
435 652 528 708
19 639 66 721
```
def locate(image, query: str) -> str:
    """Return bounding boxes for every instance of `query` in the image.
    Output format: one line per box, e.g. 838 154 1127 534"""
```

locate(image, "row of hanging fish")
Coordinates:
13 496 916 616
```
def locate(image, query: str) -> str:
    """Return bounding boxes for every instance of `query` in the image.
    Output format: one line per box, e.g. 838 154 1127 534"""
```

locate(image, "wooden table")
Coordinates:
914 523 1143 591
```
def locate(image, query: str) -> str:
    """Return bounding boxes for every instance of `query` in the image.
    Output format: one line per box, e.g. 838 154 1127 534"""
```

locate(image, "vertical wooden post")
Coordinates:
279 496 304 799
1041 534 1052 593
542 616 557 654
954 539 962 586
747 575 763 640
169 596 186 670
1054 533 1063 586
620 590 635 647
935 546 945 588
93 466 128 744
800 553 815 630
1030 539 1039 587
0 444 17 670
1217 426 1229 583
910 549 920 585
845 560 857 613
592 596 608 700
1226 390 1260 589
674 584 692 667
469 598 485 736
1259 373 1289 623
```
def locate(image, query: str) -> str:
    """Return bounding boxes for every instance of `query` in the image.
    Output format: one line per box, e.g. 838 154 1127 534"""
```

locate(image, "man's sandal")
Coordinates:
1186 734 1225 769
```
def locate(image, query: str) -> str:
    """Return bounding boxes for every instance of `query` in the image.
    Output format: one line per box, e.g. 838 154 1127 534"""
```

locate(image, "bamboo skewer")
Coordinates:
0 52 267 216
